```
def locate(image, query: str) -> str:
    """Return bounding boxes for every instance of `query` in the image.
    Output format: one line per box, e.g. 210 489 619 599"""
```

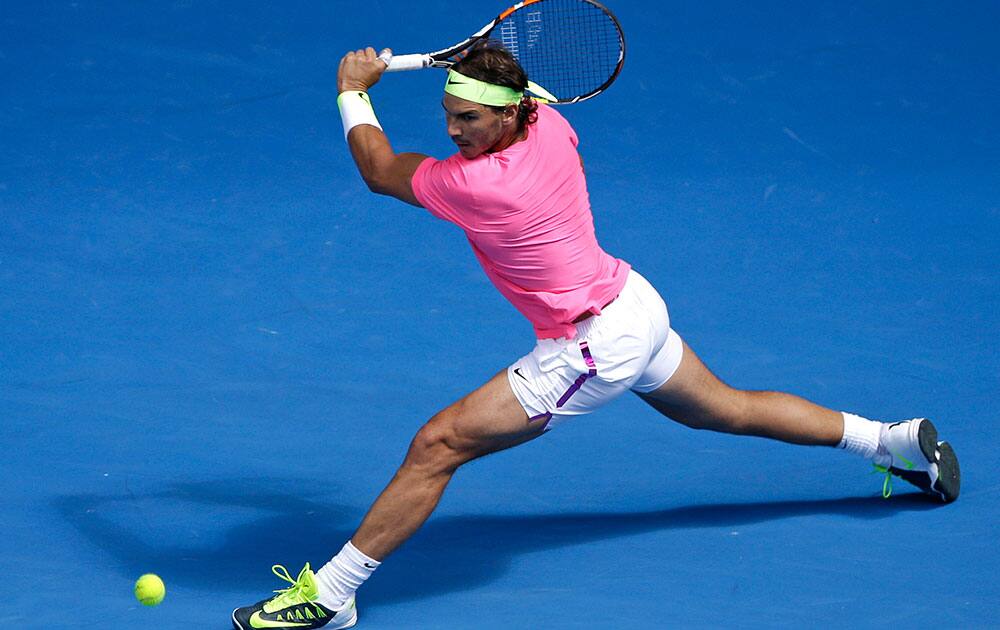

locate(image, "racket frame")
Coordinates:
385 0 625 104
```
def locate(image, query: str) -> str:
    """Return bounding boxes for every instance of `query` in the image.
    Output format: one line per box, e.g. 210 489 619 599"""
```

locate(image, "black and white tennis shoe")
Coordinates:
873 418 960 503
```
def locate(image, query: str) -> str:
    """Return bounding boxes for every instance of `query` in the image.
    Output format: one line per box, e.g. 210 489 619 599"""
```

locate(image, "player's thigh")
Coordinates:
636 340 746 431
433 368 549 459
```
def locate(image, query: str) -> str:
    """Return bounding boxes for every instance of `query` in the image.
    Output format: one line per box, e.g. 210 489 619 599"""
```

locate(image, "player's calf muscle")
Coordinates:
716 389 759 434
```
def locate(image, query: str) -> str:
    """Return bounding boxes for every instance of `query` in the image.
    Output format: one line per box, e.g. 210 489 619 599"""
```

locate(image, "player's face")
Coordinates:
442 94 516 159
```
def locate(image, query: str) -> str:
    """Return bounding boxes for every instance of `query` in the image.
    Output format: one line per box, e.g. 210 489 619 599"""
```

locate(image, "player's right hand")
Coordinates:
338 47 391 93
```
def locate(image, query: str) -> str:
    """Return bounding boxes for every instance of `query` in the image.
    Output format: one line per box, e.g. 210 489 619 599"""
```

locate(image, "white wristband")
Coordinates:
337 90 383 141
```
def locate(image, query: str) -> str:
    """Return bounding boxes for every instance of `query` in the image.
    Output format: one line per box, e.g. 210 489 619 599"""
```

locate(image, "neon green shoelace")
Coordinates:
269 564 314 608
872 451 915 499
872 464 894 498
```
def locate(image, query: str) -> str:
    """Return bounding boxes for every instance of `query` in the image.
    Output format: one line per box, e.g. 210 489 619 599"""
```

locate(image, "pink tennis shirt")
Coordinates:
411 103 630 340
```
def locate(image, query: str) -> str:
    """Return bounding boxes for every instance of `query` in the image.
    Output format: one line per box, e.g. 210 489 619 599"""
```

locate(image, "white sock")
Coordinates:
314 541 380 610
838 411 882 459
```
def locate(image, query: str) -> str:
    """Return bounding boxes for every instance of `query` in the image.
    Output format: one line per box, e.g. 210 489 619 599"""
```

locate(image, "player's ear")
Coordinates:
502 103 519 125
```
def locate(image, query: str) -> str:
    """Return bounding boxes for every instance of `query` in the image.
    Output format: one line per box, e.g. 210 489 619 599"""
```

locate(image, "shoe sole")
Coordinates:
232 607 358 630
934 441 960 503
916 419 961 503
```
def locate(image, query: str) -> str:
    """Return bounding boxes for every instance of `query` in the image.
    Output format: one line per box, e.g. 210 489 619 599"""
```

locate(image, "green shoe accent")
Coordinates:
249 610 309 628
873 450 917 499
239 564 336 629
895 452 915 470
263 565 319 614
233 561 358 630
873 463 893 498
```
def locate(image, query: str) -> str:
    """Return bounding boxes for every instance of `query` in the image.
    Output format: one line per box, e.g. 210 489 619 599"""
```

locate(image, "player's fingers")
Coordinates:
364 46 376 58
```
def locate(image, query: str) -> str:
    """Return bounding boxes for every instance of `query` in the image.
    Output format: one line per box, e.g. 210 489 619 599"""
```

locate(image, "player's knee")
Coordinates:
405 411 474 473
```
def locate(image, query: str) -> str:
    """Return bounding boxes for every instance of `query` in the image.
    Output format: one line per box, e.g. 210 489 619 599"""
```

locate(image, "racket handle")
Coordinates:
385 53 431 72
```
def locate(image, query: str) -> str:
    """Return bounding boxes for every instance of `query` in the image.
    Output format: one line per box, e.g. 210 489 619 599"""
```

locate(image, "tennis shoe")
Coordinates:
873 418 960 503
232 564 357 630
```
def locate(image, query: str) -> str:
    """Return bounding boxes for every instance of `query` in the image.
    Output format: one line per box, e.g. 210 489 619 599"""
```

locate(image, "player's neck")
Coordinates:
488 125 527 154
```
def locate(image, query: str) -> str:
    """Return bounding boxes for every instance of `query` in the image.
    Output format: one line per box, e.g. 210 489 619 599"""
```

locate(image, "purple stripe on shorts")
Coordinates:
555 340 599 409
529 411 553 423
579 341 598 374
556 373 589 408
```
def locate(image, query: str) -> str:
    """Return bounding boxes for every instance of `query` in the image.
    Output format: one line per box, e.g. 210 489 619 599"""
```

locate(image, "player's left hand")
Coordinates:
338 47 391 93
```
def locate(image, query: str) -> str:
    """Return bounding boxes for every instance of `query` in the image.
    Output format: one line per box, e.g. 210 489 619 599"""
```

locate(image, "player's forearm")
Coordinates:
347 125 398 193
336 48 425 206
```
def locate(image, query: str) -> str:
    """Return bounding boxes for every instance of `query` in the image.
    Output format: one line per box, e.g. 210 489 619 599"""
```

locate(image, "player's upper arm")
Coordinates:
366 152 429 208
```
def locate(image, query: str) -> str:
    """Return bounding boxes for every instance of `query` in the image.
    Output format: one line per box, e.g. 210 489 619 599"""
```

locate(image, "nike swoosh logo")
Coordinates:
513 368 528 381
446 77 467 85
364 562 376 568
249 610 309 629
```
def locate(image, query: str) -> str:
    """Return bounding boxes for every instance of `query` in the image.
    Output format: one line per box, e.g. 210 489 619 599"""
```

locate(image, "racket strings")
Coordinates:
499 0 622 101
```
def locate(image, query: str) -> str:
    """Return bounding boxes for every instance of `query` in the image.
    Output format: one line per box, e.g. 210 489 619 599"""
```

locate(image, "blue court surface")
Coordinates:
3 1 999 627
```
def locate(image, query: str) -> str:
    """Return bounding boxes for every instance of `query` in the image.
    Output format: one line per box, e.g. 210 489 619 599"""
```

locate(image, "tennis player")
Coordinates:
232 44 960 630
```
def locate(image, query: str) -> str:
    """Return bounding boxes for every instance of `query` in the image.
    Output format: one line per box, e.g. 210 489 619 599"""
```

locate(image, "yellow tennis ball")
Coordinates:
134 573 166 606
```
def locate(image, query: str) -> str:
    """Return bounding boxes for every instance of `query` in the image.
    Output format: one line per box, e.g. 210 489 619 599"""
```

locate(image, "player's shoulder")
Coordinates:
535 101 569 124
416 152 481 196
533 101 578 144
421 152 470 175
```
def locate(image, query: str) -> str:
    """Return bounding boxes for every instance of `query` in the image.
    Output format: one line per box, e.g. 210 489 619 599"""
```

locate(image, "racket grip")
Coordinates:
385 53 431 72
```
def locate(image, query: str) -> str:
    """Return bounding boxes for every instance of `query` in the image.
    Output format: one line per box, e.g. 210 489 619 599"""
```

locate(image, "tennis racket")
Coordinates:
381 0 625 104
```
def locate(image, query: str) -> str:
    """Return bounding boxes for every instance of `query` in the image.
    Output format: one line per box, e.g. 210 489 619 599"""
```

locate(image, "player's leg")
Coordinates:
283 280 666 626
635 338 960 502
232 369 545 630
636 339 844 445
350 368 546 560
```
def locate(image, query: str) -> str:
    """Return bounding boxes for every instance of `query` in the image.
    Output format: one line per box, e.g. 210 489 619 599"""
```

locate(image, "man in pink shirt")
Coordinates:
233 44 960 630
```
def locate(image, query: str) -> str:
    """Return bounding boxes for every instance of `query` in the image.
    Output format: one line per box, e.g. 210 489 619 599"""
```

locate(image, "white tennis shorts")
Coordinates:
507 269 684 430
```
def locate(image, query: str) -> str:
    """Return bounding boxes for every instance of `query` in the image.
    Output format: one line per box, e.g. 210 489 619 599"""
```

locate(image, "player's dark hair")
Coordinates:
452 41 539 130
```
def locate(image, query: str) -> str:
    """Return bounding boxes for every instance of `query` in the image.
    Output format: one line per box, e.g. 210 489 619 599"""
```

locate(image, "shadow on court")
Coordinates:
54 478 941 605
